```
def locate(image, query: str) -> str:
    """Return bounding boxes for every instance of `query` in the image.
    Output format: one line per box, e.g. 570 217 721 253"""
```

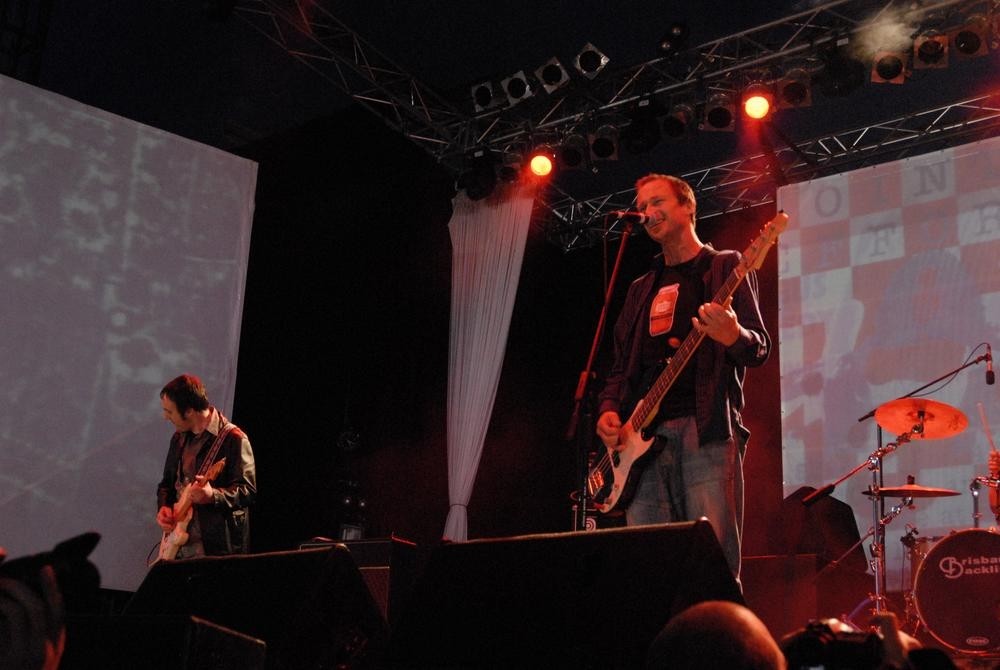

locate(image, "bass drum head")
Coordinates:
913 529 1000 654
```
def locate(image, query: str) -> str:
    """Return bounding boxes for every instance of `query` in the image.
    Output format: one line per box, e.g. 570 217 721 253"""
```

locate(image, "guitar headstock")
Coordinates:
741 210 789 272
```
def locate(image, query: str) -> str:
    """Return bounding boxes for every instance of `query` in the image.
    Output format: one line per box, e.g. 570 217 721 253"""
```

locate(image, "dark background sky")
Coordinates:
15 0 999 555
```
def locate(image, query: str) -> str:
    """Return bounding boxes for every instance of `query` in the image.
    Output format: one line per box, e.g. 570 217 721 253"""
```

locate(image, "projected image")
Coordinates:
0 74 257 590
777 139 1000 593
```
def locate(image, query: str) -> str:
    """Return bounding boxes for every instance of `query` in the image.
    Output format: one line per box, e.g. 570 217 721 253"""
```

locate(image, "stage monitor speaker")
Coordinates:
299 535 419 627
384 519 741 669
123 546 387 669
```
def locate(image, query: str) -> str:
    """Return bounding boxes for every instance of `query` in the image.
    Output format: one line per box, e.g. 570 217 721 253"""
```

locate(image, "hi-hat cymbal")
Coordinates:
862 484 961 498
873 398 968 439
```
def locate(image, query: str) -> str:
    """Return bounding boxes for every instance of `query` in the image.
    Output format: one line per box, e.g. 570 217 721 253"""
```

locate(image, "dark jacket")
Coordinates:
156 415 257 555
597 245 770 448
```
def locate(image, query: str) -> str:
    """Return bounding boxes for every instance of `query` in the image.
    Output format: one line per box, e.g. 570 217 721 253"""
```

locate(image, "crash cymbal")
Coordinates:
874 398 968 439
863 484 961 498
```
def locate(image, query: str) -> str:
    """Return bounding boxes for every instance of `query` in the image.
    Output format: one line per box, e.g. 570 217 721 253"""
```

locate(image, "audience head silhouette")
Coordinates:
646 600 786 669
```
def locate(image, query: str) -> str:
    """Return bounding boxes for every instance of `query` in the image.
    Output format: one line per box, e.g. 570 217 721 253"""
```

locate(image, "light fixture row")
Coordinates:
470 43 610 112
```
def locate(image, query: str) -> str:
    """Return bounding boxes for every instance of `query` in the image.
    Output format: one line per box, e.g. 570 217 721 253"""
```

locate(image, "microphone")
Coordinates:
988 343 995 385
604 210 653 226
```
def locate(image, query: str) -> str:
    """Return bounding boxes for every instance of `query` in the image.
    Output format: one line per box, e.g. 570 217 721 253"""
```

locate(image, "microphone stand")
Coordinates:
565 219 634 531
801 351 990 615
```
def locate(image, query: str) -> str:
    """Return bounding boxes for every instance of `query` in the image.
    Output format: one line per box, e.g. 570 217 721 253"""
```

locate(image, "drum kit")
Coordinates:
826 396 1000 656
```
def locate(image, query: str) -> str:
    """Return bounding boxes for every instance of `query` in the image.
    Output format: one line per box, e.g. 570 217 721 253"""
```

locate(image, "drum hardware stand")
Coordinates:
805 430 917 618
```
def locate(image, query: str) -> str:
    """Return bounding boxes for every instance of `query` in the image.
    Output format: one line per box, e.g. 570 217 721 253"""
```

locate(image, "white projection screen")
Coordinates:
777 136 1000 594
0 74 257 590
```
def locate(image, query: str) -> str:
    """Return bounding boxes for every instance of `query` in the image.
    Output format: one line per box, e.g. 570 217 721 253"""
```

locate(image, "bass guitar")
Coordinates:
154 457 227 563
587 211 788 513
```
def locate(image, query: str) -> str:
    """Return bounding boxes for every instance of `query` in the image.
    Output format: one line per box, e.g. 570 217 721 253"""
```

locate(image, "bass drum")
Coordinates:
913 529 1000 654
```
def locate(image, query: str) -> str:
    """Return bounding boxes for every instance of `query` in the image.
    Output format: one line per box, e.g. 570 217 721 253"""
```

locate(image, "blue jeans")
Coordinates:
625 415 744 582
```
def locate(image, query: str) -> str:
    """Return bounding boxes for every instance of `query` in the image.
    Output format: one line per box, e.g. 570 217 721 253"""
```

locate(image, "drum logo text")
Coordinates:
938 554 1000 579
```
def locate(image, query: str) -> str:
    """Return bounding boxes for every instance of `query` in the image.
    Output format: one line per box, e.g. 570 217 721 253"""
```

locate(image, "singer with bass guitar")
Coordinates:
155 374 256 561
595 174 772 583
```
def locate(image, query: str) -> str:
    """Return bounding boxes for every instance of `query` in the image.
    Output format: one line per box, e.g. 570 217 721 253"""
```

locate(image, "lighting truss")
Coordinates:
234 0 979 170
233 0 470 162
544 92 1000 251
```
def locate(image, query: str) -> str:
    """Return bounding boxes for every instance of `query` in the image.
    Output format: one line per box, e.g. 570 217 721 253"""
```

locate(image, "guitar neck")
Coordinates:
630 262 748 431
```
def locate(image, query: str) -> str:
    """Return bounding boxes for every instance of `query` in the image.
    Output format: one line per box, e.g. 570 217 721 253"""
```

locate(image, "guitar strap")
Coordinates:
179 411 235 480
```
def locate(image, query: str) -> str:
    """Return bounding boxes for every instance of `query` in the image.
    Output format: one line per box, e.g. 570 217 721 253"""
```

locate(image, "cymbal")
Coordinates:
863 484 961 498
873 398 968 439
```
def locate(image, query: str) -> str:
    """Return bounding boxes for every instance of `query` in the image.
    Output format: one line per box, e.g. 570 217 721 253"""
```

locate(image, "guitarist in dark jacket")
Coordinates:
156 374 257 559
595 174 770 583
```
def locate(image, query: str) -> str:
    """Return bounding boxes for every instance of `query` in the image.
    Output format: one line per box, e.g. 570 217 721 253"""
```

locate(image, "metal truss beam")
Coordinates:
543 92 1000 251
233 0 472 166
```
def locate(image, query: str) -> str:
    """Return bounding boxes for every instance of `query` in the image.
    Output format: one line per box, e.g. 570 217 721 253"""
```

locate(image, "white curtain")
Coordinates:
443 185 535 541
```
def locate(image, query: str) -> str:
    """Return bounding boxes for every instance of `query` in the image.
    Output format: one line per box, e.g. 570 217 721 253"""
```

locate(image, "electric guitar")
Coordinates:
588 211 788 513
155 457 227 563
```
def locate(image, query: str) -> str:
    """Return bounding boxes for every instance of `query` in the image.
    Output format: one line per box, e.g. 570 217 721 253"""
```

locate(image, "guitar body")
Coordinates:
589 413 658 513
157 506 192 562
153 457 226 564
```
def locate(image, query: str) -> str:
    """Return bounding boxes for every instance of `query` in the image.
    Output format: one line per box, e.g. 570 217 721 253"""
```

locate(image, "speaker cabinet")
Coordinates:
384 520 741 669
123 546 387 669
300 536 418 627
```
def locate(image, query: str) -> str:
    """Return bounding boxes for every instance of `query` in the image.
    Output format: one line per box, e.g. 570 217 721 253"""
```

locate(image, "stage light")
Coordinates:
558 133 589 170
776 68 812 108
703 90 735 131
456 148 497 201
574 42 609 79
589 124 619 160
814 42 866 97
534 57 569 93
620 97 665 154
741 83 773 120
528 146 555 177
662 102 694 139
497 151 523 183
952 15 989 58
914 33 948 69
501 71 533 106
471 81 496 112
871 51 906 84
657 22 689 57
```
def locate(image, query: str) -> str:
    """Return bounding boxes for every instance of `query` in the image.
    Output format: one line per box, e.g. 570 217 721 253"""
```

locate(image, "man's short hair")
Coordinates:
160 374 210 416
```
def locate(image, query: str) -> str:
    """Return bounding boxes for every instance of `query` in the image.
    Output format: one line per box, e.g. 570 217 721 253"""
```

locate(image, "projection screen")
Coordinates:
0 74 257 591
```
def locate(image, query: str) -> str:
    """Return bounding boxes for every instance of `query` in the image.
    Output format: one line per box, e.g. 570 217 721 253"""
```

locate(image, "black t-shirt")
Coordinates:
637 248 711 420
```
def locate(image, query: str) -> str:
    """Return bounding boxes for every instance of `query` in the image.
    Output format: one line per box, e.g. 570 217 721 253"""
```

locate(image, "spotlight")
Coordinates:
589 124 619 160
661 102 694 139
471 81 497 113
497 151 523 183
557 133 589 170
501 71 533 106
703 90 735 131
456 148 497 201
741 82 773 120
952 16 989 58
528 146 555 177
814 42 866 97
620 97 665 154
914 33 948 69
534 57 569 93
574 42 609 79
871 51 906 84
776 68 812 108
657 22 689 57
